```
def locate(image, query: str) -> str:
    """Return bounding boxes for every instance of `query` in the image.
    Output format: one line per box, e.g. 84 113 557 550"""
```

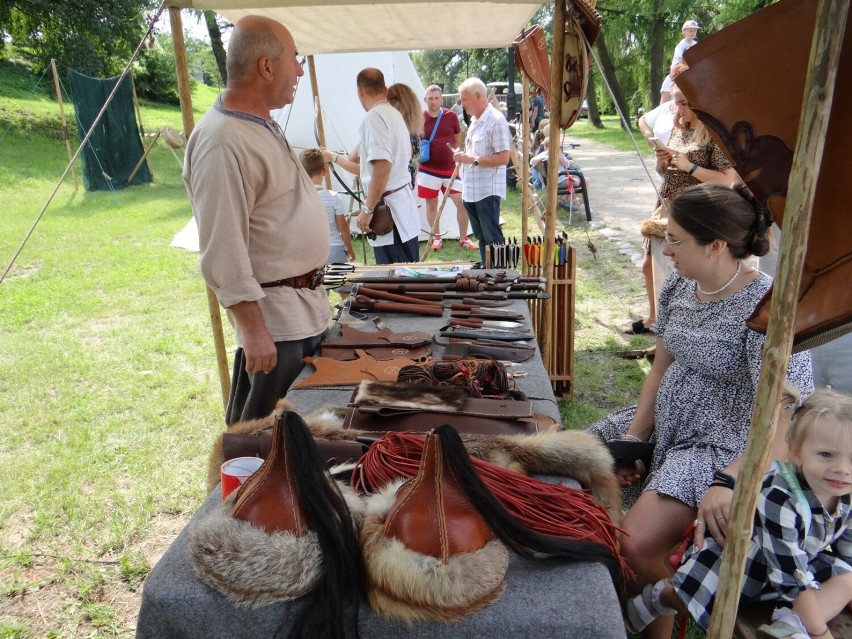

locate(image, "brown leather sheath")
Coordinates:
320 324 432 361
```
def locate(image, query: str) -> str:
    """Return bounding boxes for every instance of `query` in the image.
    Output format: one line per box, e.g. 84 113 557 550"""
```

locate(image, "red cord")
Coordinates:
352 431 631 579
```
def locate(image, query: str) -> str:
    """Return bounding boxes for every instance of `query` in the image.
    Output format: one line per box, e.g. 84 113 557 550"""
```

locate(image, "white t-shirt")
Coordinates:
643 101 677 146
358 102 419 247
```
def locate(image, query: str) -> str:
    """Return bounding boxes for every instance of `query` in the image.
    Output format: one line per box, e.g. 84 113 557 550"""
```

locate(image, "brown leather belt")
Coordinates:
260 268 324 290
381 183 410 198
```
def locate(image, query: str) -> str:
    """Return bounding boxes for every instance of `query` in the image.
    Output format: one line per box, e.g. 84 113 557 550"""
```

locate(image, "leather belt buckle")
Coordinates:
307 268 325 290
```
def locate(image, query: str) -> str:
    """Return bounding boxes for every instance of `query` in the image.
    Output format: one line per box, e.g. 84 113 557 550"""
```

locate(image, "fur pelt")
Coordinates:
353 380 470 411
360 481 508 624
640 217 668 239
207 400 621 523
188 483 365 609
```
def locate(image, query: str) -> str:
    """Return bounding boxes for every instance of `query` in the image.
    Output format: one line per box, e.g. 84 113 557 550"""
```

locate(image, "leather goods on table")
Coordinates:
319 320 432 361
440 337 537 363
360 427 509 623
396 358 528 400
294 350 416 388
368 183 409 237
439 325 536 342
342 381 551 435
677 0 852 350
352 295 445 316
223 433 368 468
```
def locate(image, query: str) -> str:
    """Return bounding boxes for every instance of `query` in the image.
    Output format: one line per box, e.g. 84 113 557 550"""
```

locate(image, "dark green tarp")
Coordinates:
69 70 152 191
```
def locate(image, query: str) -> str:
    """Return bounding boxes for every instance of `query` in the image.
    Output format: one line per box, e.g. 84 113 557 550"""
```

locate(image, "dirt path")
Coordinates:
565 138 659 267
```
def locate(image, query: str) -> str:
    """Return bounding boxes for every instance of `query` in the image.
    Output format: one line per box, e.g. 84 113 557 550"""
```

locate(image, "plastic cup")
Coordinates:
220 456 264 500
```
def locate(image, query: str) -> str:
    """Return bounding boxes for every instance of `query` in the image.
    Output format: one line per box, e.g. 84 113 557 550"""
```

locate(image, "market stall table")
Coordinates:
136 281 626 638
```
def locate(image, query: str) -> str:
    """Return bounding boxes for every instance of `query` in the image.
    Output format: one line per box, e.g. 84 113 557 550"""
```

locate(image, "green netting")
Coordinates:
68 70 152 191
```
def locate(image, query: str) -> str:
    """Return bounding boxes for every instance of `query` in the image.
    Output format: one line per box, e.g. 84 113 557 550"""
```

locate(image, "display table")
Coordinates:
135 281 626 638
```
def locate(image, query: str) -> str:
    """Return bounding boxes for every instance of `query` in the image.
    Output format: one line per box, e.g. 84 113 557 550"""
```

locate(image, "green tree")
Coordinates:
1 0 154 77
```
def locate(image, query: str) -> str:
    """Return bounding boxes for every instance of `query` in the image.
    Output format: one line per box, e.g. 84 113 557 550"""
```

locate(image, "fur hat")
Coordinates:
360 431 508 623
190 411 363 637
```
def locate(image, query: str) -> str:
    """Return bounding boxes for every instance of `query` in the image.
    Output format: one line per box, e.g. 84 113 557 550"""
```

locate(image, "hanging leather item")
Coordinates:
360 429 509 623
319 322 432 362
513 26 552 108
294 350 416 388
676 0 852 350
560 12 591 130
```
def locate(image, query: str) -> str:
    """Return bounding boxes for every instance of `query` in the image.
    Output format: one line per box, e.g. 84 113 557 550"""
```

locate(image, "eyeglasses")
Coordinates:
664 236 685 247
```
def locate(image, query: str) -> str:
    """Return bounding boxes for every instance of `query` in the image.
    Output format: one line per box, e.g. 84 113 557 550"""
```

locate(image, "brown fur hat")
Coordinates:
360 481 508 623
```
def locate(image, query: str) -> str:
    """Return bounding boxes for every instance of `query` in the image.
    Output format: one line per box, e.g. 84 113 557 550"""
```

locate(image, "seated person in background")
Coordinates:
530 135 581 209
588 183 813 639
299 148 355 264
625 388 852 639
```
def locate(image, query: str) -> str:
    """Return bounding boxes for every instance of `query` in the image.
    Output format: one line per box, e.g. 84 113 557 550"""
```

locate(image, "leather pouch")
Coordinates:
320 323 432 361
607 439 655 470
369 200 394 236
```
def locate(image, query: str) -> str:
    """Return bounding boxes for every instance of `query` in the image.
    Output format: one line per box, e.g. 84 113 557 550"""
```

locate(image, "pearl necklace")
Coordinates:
697 261 742 296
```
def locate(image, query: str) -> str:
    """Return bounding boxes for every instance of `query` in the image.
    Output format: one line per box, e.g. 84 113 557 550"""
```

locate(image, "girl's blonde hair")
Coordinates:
786 389 852 456
671 86 710 146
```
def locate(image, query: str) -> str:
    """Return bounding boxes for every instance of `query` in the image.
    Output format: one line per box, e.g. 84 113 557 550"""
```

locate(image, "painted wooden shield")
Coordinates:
677 0 852 349
559 14 589 130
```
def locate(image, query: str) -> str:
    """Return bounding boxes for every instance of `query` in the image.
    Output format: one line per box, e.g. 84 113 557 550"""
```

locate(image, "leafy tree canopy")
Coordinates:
1 0 155 77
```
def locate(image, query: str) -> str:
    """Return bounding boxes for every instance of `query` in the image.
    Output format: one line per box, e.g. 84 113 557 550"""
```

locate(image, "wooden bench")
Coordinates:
734 603 852 638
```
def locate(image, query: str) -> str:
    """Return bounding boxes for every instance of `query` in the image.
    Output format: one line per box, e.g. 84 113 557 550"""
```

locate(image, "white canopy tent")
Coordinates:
166 1 541 54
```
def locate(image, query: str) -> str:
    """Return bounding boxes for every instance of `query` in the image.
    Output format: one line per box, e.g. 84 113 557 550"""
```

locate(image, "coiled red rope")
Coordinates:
352 431 631 579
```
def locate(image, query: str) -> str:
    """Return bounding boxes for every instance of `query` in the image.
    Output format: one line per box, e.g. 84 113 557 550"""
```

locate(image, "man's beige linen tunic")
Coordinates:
184 107 330 346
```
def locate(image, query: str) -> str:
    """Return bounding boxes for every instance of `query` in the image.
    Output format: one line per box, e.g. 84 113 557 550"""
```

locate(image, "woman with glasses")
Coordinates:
589 183 813 639
627 85 738 335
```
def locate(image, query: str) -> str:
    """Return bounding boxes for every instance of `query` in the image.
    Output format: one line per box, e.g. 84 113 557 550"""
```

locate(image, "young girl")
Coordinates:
625 389 852 639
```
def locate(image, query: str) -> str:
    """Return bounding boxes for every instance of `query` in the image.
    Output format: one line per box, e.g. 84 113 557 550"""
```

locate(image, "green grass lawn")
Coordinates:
0 56 686 637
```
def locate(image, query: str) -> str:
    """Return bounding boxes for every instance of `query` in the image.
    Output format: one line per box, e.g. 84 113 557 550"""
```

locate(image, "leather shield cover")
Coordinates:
677 0 852 349
514 26 552 109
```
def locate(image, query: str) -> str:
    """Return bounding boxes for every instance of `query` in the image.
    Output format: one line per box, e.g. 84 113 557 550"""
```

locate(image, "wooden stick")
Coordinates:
307 56 333 191
50 59 78 190
130 73 145 138
521 70 530 256
169 7 230 411
706 1 848 637
540 0 565 371
419 162 461 261
127 129 159 183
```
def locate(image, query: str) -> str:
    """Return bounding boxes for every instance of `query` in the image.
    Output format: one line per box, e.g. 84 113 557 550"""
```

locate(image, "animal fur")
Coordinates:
353 380 470 411
640 217 668 239
207 400 621 523
188 481 365 608
360 481 508 624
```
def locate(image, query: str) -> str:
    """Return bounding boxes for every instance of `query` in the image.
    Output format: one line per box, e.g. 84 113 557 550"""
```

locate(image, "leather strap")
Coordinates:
381 183 410 198
260 268 324 289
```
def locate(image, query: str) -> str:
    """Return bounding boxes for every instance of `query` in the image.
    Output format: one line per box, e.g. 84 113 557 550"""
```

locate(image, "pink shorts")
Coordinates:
417 171 462 199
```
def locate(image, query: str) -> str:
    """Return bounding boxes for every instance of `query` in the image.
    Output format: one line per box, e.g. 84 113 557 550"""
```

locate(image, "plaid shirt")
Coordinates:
672 463 852 629
462 104 512 202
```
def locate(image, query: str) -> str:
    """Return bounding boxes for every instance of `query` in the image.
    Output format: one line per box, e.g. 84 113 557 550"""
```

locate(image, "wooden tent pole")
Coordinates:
130 74 146 138
541 0 565 371
170 7 232 412
307 56 332 190
520 70 530 271
50 59 79 191
706 1 849 637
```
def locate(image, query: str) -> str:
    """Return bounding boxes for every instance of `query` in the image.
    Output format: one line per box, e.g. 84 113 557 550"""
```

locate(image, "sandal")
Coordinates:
624 319 653 335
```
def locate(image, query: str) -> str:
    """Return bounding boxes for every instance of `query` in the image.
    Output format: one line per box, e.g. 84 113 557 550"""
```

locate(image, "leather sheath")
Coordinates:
513 26 552 108
320 324 432 361
231 412 306 535
223 433 368 467
440 338 536 363
440 326 536 342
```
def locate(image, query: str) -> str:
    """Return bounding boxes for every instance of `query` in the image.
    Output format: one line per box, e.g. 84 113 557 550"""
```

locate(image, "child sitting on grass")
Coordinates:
625 388 852 639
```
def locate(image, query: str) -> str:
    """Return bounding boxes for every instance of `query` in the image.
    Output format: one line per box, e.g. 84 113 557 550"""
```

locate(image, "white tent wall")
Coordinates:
274 50 462 240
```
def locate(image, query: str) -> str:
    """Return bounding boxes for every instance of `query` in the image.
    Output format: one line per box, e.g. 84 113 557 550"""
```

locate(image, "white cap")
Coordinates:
682 20 700 30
